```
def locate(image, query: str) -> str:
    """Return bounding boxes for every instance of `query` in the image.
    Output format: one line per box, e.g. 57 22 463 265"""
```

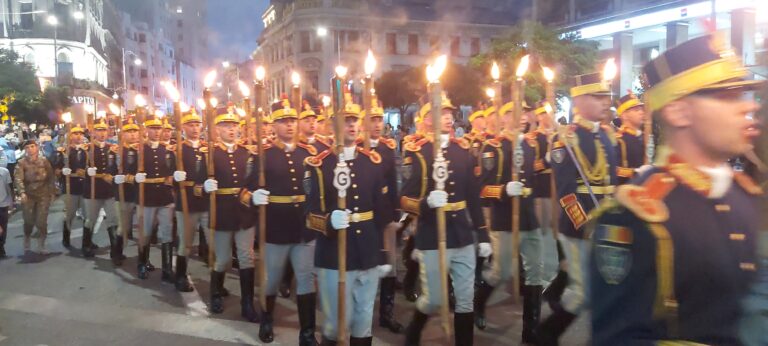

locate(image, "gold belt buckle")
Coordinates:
351 213 361 223
291 195 299 202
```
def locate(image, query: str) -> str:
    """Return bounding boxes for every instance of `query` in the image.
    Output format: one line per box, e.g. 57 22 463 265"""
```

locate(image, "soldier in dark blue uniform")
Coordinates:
299 101 333 152
83 118 119 259
132 116 175 280
401 98 491 346
305 99 391 345
112 119 141 266
169 109 208 292
589 34 765 346
53 124 86 249
537 67 619 345
614 93 647 185
201 112 260 323
359 97 404 334
474 102 545 343
242 99 319 343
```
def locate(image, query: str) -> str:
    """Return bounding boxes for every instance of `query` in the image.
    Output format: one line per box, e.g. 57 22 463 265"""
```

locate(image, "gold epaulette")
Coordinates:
451 137 470 149
78 144 89 150
305 149 332 167
380 137 397 150
405 137 429 152
297 141 318 155
357 147 381 164
165 144 176 152
315 136 332 148
110 145 120 153
485 138 502 148
733 172 764 195
57 146 65 152
199 146 208 153
614 172 676 223
125 143 139 150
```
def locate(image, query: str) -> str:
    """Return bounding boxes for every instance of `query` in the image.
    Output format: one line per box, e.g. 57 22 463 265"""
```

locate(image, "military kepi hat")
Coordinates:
570 72 612 97
642 34 765 112
616 93 644 116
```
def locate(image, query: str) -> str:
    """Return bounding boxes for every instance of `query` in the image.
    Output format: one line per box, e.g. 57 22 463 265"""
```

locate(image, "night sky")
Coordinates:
207 0 269 62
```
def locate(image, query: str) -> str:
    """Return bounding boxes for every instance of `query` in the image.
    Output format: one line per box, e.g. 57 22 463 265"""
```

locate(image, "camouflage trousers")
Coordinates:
22 195 52 239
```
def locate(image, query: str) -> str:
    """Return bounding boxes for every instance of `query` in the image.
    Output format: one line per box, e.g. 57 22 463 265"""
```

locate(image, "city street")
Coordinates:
0 198 589 345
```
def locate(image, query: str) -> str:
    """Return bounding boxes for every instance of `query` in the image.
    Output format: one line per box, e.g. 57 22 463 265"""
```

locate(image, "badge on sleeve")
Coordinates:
551 148 565 164
594 224 633 285
482 152 495 171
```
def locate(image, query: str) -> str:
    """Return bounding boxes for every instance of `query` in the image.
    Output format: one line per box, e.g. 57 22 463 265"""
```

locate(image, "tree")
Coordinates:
0 49 71 125
0 49 39 100
470 20 600 106
376 67 424 127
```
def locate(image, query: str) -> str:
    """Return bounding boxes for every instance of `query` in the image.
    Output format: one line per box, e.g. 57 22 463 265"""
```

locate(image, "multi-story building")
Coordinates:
257 0 521 100
537 0 767 95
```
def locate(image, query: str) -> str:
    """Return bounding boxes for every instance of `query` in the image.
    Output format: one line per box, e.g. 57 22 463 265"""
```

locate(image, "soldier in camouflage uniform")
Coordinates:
15 140 55 254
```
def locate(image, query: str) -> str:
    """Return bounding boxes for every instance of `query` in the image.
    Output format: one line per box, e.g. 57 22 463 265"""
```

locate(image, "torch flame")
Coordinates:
516 55 530 78
491 61 500 80
204 70 217 88
321 95 331 107
210 97 219 108
154 109 165 118
364 49 377 76
255 66 266 81
235 107 246 117
603 58 617 81
62 112 72 123
196 98 206 110
291 71 301 86
335 65 348 78
238 80 251 97
96 110 107 118
426 55 448 83
84 104 95 114
108 103 120 115
542 66 555 83
544 102 554 114
135 94 147 107
162 81 180 102
180 102 190 113
485 88 496 99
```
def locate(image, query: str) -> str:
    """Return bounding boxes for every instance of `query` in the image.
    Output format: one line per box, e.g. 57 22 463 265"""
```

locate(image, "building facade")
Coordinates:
257 0 522 100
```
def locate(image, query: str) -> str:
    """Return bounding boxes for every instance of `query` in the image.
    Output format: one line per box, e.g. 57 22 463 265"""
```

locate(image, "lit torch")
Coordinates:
363 49 377 150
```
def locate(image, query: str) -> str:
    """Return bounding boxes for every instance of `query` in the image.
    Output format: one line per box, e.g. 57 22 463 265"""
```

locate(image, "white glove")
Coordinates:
204 179 218 193
505 181 524 197
173 171 187 182
62 167 72 176
635 164 654 176
114 175 126 184
426 190 448 208
411 249 422 262
251 189 270 206
87 167 97 176
330 209 351 230
377 264 393 277
134 172 147 183
478 242 493 258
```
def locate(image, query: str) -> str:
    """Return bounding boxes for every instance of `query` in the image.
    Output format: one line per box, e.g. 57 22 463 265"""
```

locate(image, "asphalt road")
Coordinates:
0 197 589 345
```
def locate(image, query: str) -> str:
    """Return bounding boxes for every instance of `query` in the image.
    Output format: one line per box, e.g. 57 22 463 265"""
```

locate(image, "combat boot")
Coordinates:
379 277 404 333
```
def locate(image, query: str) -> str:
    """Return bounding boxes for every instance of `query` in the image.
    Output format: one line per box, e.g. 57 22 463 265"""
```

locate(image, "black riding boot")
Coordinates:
536 309 577 346
349 336 372 346
522 285 543 344
161 242 174 283
175 256 194 292
82 227 95 257
209 271 225 314
137 245 149 279
404 309 429 346
402 237 419 302
197 226 209 260
279 264 294 298
108 227 122 266
297 293 319 346
114 235 124 266
259 295 276 342
454 312 475 346
62 221 71 248
239 268 261 323
542 270 568 309
379 277 404 333
473 280 495 330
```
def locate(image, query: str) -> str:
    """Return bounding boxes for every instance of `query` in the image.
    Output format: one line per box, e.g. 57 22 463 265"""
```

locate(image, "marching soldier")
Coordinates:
243 99 319 343
112 119 141 265
401 98 491 345
134 116 175 281
82 118 120 259
465 110 490 157
15 140 55 254
170 109 208 292
614 93 647 185
360 98 405 334
305 99 390 345
537 67 619 344
589 34 764 345
201 111 260 323
400 112 427 303
161 119 174 145
299 102 332 152
54 124 86 249
474 102 545 343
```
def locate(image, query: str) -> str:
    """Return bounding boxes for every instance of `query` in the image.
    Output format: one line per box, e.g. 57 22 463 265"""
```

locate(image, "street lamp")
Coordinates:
47 15 58 86
222 61 230 68
73 11 84 20
121 49 143 101
316 27 328 37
